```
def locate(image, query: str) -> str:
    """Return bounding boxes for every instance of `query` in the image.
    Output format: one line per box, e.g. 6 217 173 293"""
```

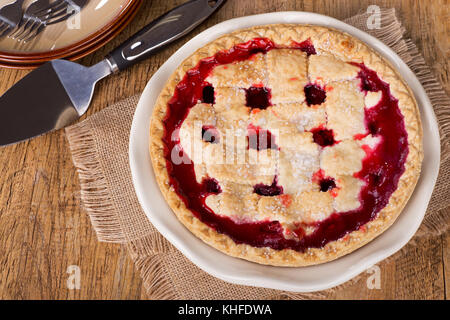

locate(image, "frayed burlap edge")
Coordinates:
404 38 450 160
131 252 179 299
66 121 127 243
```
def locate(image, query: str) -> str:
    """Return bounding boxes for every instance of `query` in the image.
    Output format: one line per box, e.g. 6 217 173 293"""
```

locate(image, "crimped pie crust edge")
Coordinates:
149 24 423 267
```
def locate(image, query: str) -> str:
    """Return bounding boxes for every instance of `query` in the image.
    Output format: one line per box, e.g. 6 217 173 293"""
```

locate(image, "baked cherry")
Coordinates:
253 178 283 196
203 178 222 194
368 121 379 135
311 127 335 147
319 178 336 192
245 86 272 110
292 38 317 56
304 84 326 106
202 85 215 104
250 48 266 55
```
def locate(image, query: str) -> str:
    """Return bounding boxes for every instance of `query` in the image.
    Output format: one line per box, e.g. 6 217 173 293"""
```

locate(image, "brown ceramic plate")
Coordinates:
0 0 142 69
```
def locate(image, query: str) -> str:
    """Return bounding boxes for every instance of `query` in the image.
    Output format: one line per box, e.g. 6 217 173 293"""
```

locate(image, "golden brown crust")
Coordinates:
149 24 423 266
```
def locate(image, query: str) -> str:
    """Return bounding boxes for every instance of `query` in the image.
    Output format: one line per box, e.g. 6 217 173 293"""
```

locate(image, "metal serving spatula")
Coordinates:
0 0 225 146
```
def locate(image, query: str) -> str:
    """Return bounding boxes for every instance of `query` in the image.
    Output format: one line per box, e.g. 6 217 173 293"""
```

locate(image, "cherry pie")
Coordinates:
150 25 423 266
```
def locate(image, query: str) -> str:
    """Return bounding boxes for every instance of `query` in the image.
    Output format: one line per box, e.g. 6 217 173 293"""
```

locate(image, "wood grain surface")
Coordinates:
0 0 448 300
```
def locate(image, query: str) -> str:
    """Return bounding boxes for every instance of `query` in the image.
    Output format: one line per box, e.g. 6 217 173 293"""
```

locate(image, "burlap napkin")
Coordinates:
65 8 450 299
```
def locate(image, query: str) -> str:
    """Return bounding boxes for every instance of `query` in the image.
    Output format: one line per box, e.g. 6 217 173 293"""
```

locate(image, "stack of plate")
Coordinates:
0 0 143 69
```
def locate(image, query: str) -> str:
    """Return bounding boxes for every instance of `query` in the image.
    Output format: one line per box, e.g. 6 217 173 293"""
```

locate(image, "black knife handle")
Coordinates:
106 0 225 72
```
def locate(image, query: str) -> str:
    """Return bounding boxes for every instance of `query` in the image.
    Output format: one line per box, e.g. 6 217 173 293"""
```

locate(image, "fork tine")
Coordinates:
8 26 22 39
25 20 45 41
32 0 66 16
9 17 30 39
26 5 75 40
38 8 66 20
17 20 41 41
36 3 68 20
9 28 21 39
41 7 73 23
46 11 75 25
0 25 11 38
22 22 46 42
0 0 26 39
14 18 37 41
10 15 32 38
0 21 8 33
24 18 47 42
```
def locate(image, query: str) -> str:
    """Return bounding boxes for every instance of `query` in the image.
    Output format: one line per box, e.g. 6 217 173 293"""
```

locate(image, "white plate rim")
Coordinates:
129 11 440 293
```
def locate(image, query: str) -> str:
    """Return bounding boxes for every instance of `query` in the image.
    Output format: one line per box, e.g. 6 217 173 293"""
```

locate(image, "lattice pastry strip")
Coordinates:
324 80 366 141
206 52 267 88
320 140 366 177
270 103 326 131
308 54 360 83
266 49 308 104
333 175 365 212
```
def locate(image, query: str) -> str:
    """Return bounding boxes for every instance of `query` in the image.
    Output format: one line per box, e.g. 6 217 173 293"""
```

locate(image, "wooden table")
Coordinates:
0 0 448 300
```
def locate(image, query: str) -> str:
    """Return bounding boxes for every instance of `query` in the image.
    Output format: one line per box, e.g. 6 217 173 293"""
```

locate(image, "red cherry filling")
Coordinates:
319 178 336 192
352 62 384 92
293 226 306 238
260 221 283 234
247 125 278 150
202 125 219 143
203 178 222 194
245 86 272 110
202 85 215 104
368 171 385 186
311 127 336 147
292 38 317 56
304 84 326 106
253 179 283 196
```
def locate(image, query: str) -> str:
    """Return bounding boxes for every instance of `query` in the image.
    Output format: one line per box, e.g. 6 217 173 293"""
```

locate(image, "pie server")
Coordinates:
0 0 226 146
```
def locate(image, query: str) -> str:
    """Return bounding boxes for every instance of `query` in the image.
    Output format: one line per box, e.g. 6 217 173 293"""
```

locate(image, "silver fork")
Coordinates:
11 0 88 42
10 0 52 41
0 0 26 38
32 0 82 24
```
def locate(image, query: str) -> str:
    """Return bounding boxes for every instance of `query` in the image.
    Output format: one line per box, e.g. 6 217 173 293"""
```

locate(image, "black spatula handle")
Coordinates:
106 0 225 72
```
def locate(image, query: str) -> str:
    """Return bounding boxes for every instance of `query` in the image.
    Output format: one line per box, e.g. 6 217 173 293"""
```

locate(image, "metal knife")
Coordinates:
0 0 225 146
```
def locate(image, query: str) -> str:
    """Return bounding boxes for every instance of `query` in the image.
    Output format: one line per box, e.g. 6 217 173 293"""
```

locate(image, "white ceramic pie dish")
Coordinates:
129 12 440 292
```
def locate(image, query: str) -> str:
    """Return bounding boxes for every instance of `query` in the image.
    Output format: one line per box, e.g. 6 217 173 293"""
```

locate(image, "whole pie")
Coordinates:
149 24 423 266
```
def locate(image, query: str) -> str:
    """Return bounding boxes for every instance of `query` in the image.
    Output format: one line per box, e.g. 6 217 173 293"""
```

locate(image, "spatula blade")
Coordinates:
0 62 79 146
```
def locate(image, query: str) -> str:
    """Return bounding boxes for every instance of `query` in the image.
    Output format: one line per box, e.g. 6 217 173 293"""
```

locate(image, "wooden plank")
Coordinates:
0 0 447 299
325 235 445 300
